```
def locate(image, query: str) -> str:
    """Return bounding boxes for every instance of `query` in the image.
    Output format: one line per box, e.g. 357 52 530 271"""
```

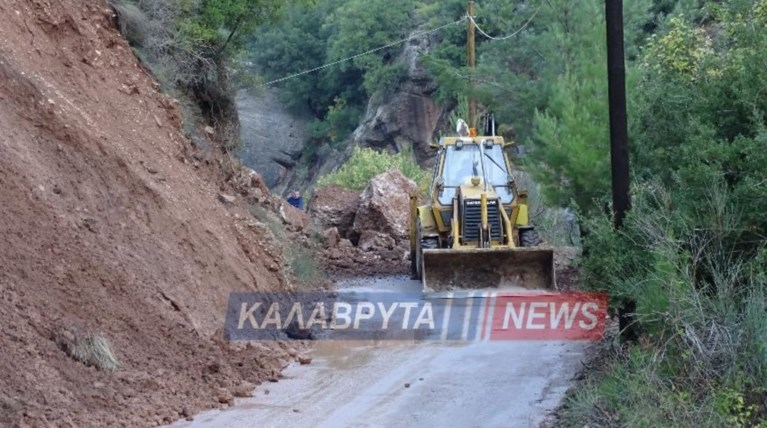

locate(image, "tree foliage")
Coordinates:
250 0 415 144
562 2 767 425
317 146 428 191
112 0 289 152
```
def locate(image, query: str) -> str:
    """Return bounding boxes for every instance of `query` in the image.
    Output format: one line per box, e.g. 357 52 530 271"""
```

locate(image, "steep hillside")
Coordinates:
0 1 296 426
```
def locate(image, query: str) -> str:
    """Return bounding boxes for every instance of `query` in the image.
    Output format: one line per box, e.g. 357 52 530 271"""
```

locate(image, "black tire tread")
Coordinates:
520 228 541 247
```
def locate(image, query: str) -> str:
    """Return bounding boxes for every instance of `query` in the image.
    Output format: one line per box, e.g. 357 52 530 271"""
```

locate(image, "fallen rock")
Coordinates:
278 201 310 233
297 356 312 365
216 388 234 405
309 185 360 237
232 382 255 398
180 407 192 418
285 321 314 340
352 169 418 242
322 227 341 248
218 193 236 205
357 230 396 252
231 166 270 196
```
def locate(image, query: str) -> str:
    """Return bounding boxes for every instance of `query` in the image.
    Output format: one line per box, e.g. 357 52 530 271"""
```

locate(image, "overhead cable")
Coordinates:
468 4 543 41
261 17 466 87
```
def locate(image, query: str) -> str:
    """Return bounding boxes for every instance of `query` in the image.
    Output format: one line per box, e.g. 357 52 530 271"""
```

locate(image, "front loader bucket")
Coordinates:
421 247 555 293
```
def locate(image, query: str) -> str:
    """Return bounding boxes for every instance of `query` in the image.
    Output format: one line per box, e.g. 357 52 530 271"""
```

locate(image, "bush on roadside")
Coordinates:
560 181 767 427
317 146 429 192
287 246 324 284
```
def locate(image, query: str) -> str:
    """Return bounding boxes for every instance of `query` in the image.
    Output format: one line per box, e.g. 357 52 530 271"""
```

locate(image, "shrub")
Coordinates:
58 330 120 371
561 181 767 427
317 146 429 192
516 171 581 247
287 246 323 284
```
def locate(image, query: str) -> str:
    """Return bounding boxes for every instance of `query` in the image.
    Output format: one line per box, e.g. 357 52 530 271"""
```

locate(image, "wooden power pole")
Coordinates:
606 0 637 343
467 1 477 128
605 0 630 229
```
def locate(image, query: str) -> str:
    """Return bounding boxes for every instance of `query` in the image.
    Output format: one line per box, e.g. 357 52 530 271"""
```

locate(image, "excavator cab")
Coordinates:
409 129 555 293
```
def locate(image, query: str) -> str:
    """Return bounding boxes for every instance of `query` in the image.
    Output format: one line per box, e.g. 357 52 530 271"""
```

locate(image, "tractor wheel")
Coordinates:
414 219 439 280
519 227 542 247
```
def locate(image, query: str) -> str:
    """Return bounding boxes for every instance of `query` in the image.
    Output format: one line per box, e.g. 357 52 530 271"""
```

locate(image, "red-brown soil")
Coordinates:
0 1 301 426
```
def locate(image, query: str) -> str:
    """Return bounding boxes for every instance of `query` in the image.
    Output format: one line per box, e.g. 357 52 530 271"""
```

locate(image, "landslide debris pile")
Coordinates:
310 169 419 276
0 1 297 426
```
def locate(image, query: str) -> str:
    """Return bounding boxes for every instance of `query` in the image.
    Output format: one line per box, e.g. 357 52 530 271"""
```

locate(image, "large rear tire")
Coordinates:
519 227 542 247
413 219 439 280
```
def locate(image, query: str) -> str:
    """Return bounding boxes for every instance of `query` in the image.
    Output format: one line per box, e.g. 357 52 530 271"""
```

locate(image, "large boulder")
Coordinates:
278 201 310 233
314 171 416 276
308 185 360 238
352 169 418 244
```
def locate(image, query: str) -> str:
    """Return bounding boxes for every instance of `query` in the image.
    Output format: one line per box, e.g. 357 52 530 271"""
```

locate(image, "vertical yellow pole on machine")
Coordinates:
452 198 460 248
480 192 488 247
467 1 476 129
409 194 417 256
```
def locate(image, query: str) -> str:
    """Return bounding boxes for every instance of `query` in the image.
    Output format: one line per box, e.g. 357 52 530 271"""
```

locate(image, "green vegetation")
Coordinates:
249 204 324 284
108 0 767 422
550 1 767 425
110 0 290 152
317 146 429 192
394 0 767 424
287 246 324 284
250 0 416 147
425 0 654 213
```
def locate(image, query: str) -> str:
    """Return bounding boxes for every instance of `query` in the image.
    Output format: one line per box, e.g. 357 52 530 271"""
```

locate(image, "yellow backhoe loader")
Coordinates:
409 125 555 293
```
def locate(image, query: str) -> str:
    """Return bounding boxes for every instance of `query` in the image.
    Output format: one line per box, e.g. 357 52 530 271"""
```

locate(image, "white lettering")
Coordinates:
579 302 599 330
306 303 327 329
237 302 261 329
413 303 435 329
377 302 399 329
331 302 352 329
283 302 305 329
260 302 282 329
400 302 418 329
354 302 375 329
550 302 580 329
526 302 547 329
502 302 526 329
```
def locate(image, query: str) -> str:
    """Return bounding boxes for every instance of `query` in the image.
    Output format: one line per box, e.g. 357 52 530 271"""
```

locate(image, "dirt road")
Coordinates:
169 277 588 428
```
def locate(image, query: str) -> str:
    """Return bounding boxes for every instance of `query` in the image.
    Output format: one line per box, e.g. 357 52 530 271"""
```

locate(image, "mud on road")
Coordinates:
168 276 588 428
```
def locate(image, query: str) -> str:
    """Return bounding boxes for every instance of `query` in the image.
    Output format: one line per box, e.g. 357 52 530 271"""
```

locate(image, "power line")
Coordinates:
261 17 466 87
260 4 544 88
468 4 543 41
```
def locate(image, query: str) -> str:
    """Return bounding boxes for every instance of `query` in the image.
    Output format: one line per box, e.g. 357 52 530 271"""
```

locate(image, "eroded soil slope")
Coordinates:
0 1 295 426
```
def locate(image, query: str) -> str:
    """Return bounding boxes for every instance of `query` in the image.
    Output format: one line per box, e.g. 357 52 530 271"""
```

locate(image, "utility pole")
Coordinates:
605 0 630 229
606 0 636 343
467 1 477 128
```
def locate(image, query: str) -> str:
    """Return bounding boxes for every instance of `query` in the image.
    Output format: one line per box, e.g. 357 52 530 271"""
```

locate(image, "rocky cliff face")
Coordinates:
237 31 447 193
236 88 309 192
351 32 449 167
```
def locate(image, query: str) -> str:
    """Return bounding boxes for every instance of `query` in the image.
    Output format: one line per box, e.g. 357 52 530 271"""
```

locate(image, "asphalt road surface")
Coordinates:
169 277 588 428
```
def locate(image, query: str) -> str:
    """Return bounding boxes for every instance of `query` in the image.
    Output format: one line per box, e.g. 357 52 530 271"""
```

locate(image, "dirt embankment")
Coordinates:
0 1 304 426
